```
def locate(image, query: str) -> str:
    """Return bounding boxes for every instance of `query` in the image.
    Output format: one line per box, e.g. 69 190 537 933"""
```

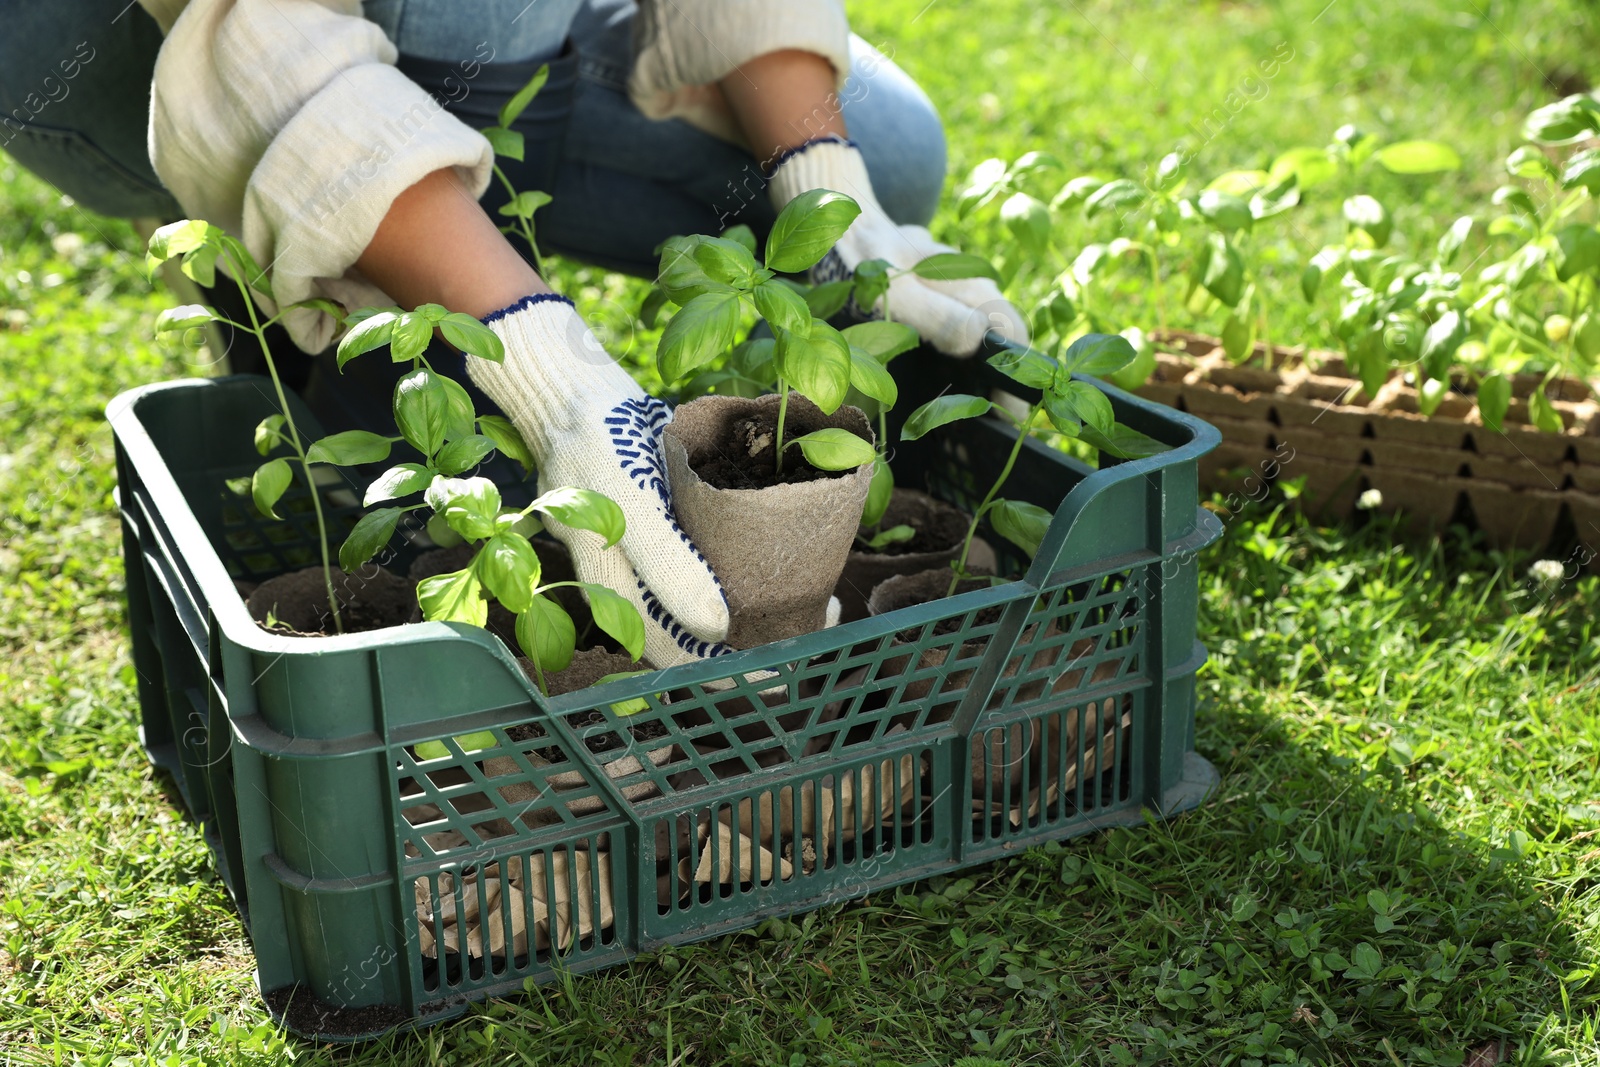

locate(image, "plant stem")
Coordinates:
774 380 791 476
229 253 343 633
494 165 546 277
947 406 1037 599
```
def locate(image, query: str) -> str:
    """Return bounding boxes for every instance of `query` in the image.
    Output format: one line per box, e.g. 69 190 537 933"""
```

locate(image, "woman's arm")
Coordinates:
355 167 549 318
719 49 848 161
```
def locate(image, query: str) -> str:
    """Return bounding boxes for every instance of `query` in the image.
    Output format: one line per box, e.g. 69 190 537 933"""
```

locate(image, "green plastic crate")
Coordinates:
108 342 1222 1041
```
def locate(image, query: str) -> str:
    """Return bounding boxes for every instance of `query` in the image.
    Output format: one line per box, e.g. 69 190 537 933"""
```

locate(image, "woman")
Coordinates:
1 0 1027 667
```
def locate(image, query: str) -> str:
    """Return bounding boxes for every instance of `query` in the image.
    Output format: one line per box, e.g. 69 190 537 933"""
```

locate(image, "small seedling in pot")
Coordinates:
649 190 897 476
331 305 646 695
146 220 354 631
900 333 1164 597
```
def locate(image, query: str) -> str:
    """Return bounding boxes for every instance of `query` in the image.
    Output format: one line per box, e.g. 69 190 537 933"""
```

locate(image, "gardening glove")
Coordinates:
768 136 1029 357
467 294 732 670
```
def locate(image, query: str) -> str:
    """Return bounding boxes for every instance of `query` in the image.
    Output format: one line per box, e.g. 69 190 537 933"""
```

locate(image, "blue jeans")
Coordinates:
0 0 947 272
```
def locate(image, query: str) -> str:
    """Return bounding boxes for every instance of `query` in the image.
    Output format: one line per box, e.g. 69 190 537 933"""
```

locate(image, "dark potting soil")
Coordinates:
508 648 658 750
861 495 969 557
870 569 1011 639
693 411 861 491
247 565 415 636
263 984 411 1039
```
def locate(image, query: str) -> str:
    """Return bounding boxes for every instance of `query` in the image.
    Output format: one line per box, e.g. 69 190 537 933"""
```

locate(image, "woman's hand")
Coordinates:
769 137 1029 356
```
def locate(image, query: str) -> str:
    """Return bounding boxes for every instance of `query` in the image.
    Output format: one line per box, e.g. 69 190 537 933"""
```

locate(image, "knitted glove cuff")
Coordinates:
767 136 885 217
466 294 642 461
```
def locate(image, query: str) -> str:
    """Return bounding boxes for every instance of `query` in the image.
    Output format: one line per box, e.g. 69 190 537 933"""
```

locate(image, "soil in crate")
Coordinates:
835 488 995 623
246 565 415 635
695 407 854 489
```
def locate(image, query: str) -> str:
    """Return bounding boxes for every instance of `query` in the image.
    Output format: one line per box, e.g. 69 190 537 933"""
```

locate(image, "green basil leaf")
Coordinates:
476 414 534 475
517 593 577 675
656 236 740 305
477 532 542 614
178 242 220 287
988 345 1057 389
1562 149 1600 194
1436 216 1473 266
1419 311 1467 377
988 498 1053 559
155 304 217 333
426 476 502 542
863 524 915 550
1375 140 1461 174
388 310 432 363
339 506 403 571
1060 332 1137 376
1528 387 1565 433
1079 422 1169 459
692 235 760 288
1196 189 1253 233
498 63 549 129
146 219 210 266
439 312 504 362
851 258 892 309
776 321 852 414
789 427 875 471
1477 373 1511 432
394 368 451 456
861 457 894 529
1221 311 1254 363
218 235 273 300
417 567 488 626
658 290 742 383
364 462 433 506
847 346 898 407
752 280 812 337
414 730 498 760
765 189 862 273
841 321 919 363
254 414 285 457
1343 195 1392 247
1001 192 1052 253
439 373 478 442
1047 379 1115 435
530 486 626 548
910 252 1000 281
337 310 399 368
482 125 525 162
582 583 645 662
251 458 292 520
804 279 854 319
1201 232 1246 306
1521 94 1600 146
425 511 464 549
435 434 498 477
732 337 778 385
900 394 992 441
1268 146 1338 190
306 429 392 467
1554 225 1600 282
721 223 758 255
1083 178 1145 218
1505 146 1557 181
956 157 1010 217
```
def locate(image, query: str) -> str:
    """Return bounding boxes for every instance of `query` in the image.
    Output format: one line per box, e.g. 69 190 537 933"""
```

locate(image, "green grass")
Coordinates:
4 0 1600 1063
